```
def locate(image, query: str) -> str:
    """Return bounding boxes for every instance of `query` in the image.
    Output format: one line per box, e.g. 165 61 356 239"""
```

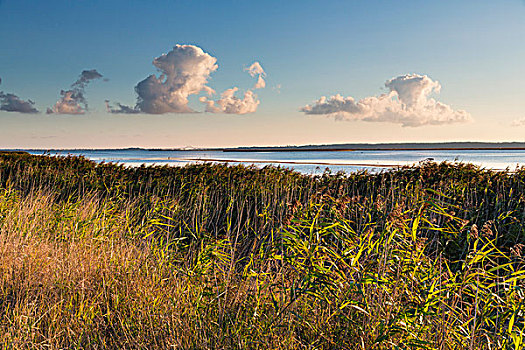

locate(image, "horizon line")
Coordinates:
4 141 525 152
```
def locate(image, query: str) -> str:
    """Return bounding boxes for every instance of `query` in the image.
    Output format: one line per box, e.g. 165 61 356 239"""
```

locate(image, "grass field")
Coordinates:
1 151 525 349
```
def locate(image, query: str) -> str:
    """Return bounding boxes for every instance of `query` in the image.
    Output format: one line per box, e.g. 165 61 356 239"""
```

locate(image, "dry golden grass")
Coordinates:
0 190 301 348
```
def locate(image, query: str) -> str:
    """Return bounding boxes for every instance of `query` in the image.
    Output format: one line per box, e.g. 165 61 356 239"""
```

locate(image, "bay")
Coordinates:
21 149 525 174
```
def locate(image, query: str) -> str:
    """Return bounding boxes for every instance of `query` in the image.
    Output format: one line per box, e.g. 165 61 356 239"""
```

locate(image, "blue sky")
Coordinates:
1 0 524 148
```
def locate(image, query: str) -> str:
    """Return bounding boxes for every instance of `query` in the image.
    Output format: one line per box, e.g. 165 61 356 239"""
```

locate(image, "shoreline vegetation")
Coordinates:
180 158 401 168
1 151 525 348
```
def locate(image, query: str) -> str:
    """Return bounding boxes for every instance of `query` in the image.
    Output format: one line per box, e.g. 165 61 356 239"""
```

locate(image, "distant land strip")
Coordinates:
223 142 525 152
223 147 525 152
5 142 525 153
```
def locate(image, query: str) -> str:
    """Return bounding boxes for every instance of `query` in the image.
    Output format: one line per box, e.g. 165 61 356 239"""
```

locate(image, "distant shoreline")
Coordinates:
4 142 525 153
222 147 525 152
222 142 525 152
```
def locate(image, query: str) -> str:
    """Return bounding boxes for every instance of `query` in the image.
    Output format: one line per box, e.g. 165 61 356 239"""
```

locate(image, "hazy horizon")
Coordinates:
6 141 525 152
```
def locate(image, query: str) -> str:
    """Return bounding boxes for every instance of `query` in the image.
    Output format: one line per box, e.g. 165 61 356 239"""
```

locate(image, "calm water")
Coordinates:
20 149 525 174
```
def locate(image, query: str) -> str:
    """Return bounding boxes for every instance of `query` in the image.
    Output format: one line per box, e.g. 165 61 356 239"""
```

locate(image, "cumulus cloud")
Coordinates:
245 62 266 89
300 74 472 127
199 61 266 114
0 78 39 114
109 45 266 115
0 92 39 114
254 76 266 89
199 88 259 114
47 69 103 115
47 90 85 115
110 45 218 114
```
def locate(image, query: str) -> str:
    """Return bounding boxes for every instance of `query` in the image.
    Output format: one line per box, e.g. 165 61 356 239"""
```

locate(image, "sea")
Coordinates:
17 148 525 175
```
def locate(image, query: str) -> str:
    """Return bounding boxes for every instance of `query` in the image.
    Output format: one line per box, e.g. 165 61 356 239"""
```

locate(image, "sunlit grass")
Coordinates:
1 152 525 348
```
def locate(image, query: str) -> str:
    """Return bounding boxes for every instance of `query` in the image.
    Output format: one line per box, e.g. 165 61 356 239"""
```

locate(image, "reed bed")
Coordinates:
0 151 525 349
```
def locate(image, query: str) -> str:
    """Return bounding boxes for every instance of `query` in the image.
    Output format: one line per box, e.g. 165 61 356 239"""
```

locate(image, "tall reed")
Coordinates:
1 152 524 348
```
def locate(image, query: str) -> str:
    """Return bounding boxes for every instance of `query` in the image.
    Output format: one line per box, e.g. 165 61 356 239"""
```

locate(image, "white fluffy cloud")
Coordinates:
47 90 85 114
245 62 266 89
108 45 266 115
47 69 103 115
245 62 265 76
301 74 472 127
200 88 259 114
200 61 266 114
254 76 266 89
123 45 218 114
109 45 217 114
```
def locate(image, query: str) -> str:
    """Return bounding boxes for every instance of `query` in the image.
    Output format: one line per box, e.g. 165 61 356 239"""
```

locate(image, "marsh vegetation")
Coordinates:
1 151 525 349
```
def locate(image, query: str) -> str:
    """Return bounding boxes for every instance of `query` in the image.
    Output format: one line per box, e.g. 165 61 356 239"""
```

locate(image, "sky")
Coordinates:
1 0 525 149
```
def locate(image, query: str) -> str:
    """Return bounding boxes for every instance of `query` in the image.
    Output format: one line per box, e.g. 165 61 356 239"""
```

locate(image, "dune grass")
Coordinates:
1 152 525 349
